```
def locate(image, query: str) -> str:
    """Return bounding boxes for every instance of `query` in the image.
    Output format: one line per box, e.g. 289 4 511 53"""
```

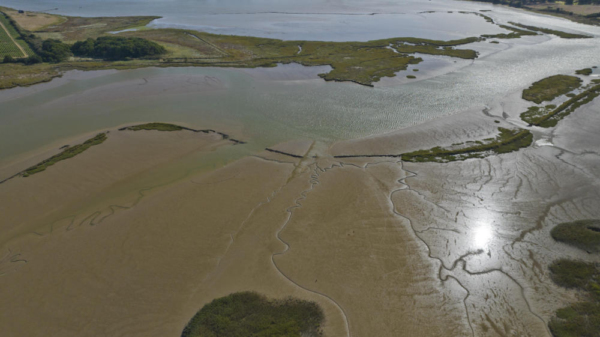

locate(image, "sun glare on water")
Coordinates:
472 224 493 249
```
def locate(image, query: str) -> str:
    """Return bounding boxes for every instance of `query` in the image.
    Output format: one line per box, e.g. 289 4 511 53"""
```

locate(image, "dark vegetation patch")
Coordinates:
521 83 600 127
548 259 600 337
576 68 593 75
23 133 107 177
401 127 533 163
37 39 72 62
406 75 416 79
181 292 324 337
551 219 600 253
72 36 166 60
509 22 592 39
124 122 185 131
522 75 582 104
550 259 600 290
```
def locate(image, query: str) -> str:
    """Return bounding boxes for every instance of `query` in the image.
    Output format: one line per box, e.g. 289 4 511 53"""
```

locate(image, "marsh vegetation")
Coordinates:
509 22 593 39
123 123 185 132
181 292 324 337
22 133 107 177
522 75 582 104
548 259 600 337
576 67 593 75
401 127 533 163
551 219 600 253
521 83 600 127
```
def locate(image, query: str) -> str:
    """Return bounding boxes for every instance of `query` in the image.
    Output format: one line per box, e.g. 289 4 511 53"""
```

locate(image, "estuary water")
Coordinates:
0 0 594 40
0 0 599 166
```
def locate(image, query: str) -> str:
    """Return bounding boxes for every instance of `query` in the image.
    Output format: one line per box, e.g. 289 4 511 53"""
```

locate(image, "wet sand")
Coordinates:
1 78 600 337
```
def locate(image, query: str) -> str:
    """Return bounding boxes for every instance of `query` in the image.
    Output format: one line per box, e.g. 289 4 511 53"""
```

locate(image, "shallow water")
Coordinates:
1 1 600 169
0 0 505 41
2 0 597 41
1 30 600 166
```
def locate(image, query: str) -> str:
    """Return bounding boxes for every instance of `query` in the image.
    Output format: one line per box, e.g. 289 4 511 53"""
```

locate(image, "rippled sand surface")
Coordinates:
1 94 599 336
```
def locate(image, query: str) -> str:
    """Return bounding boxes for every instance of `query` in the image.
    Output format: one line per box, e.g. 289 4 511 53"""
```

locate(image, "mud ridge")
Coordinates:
119 125 246 144
265 148 304 159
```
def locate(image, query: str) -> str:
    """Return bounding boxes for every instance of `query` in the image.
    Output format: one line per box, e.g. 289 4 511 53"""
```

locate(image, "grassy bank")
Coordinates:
509 22 592 39
181 292 324 337
522 75 582 104
548 217 600 337
551 219 600 254
23 133 107 177
401 127 533 163
124 123 185 131
548 259 600 337
521 83 600 127
576 68 593 75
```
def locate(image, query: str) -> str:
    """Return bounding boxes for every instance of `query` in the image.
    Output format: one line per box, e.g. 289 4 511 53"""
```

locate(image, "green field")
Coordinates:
0 15 23 57
0 13 33 58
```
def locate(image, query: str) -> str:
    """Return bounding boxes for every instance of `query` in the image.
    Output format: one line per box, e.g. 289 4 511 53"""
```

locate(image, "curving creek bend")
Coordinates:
1 1 600 336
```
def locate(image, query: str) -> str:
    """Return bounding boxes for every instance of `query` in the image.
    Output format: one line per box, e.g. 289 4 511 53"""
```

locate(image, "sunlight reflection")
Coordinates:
473 223 493 249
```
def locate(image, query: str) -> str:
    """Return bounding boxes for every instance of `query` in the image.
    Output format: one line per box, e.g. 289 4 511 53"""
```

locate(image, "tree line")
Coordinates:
3 33 166 64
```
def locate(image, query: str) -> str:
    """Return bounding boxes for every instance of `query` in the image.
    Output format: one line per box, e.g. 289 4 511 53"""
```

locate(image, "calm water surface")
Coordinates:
0 0 599 165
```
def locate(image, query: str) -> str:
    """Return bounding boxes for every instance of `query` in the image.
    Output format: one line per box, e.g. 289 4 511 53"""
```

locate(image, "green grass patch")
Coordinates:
548 259 600 337
181 292 324 337
509 22 592 39
576 68 593 76
125 122 185 131
551 219 600 254
0 12 33 57
401 127 533 163
550 259 600 290
22 133 107 177
521 83 600 127
406 75 416 79
522 75 582 104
